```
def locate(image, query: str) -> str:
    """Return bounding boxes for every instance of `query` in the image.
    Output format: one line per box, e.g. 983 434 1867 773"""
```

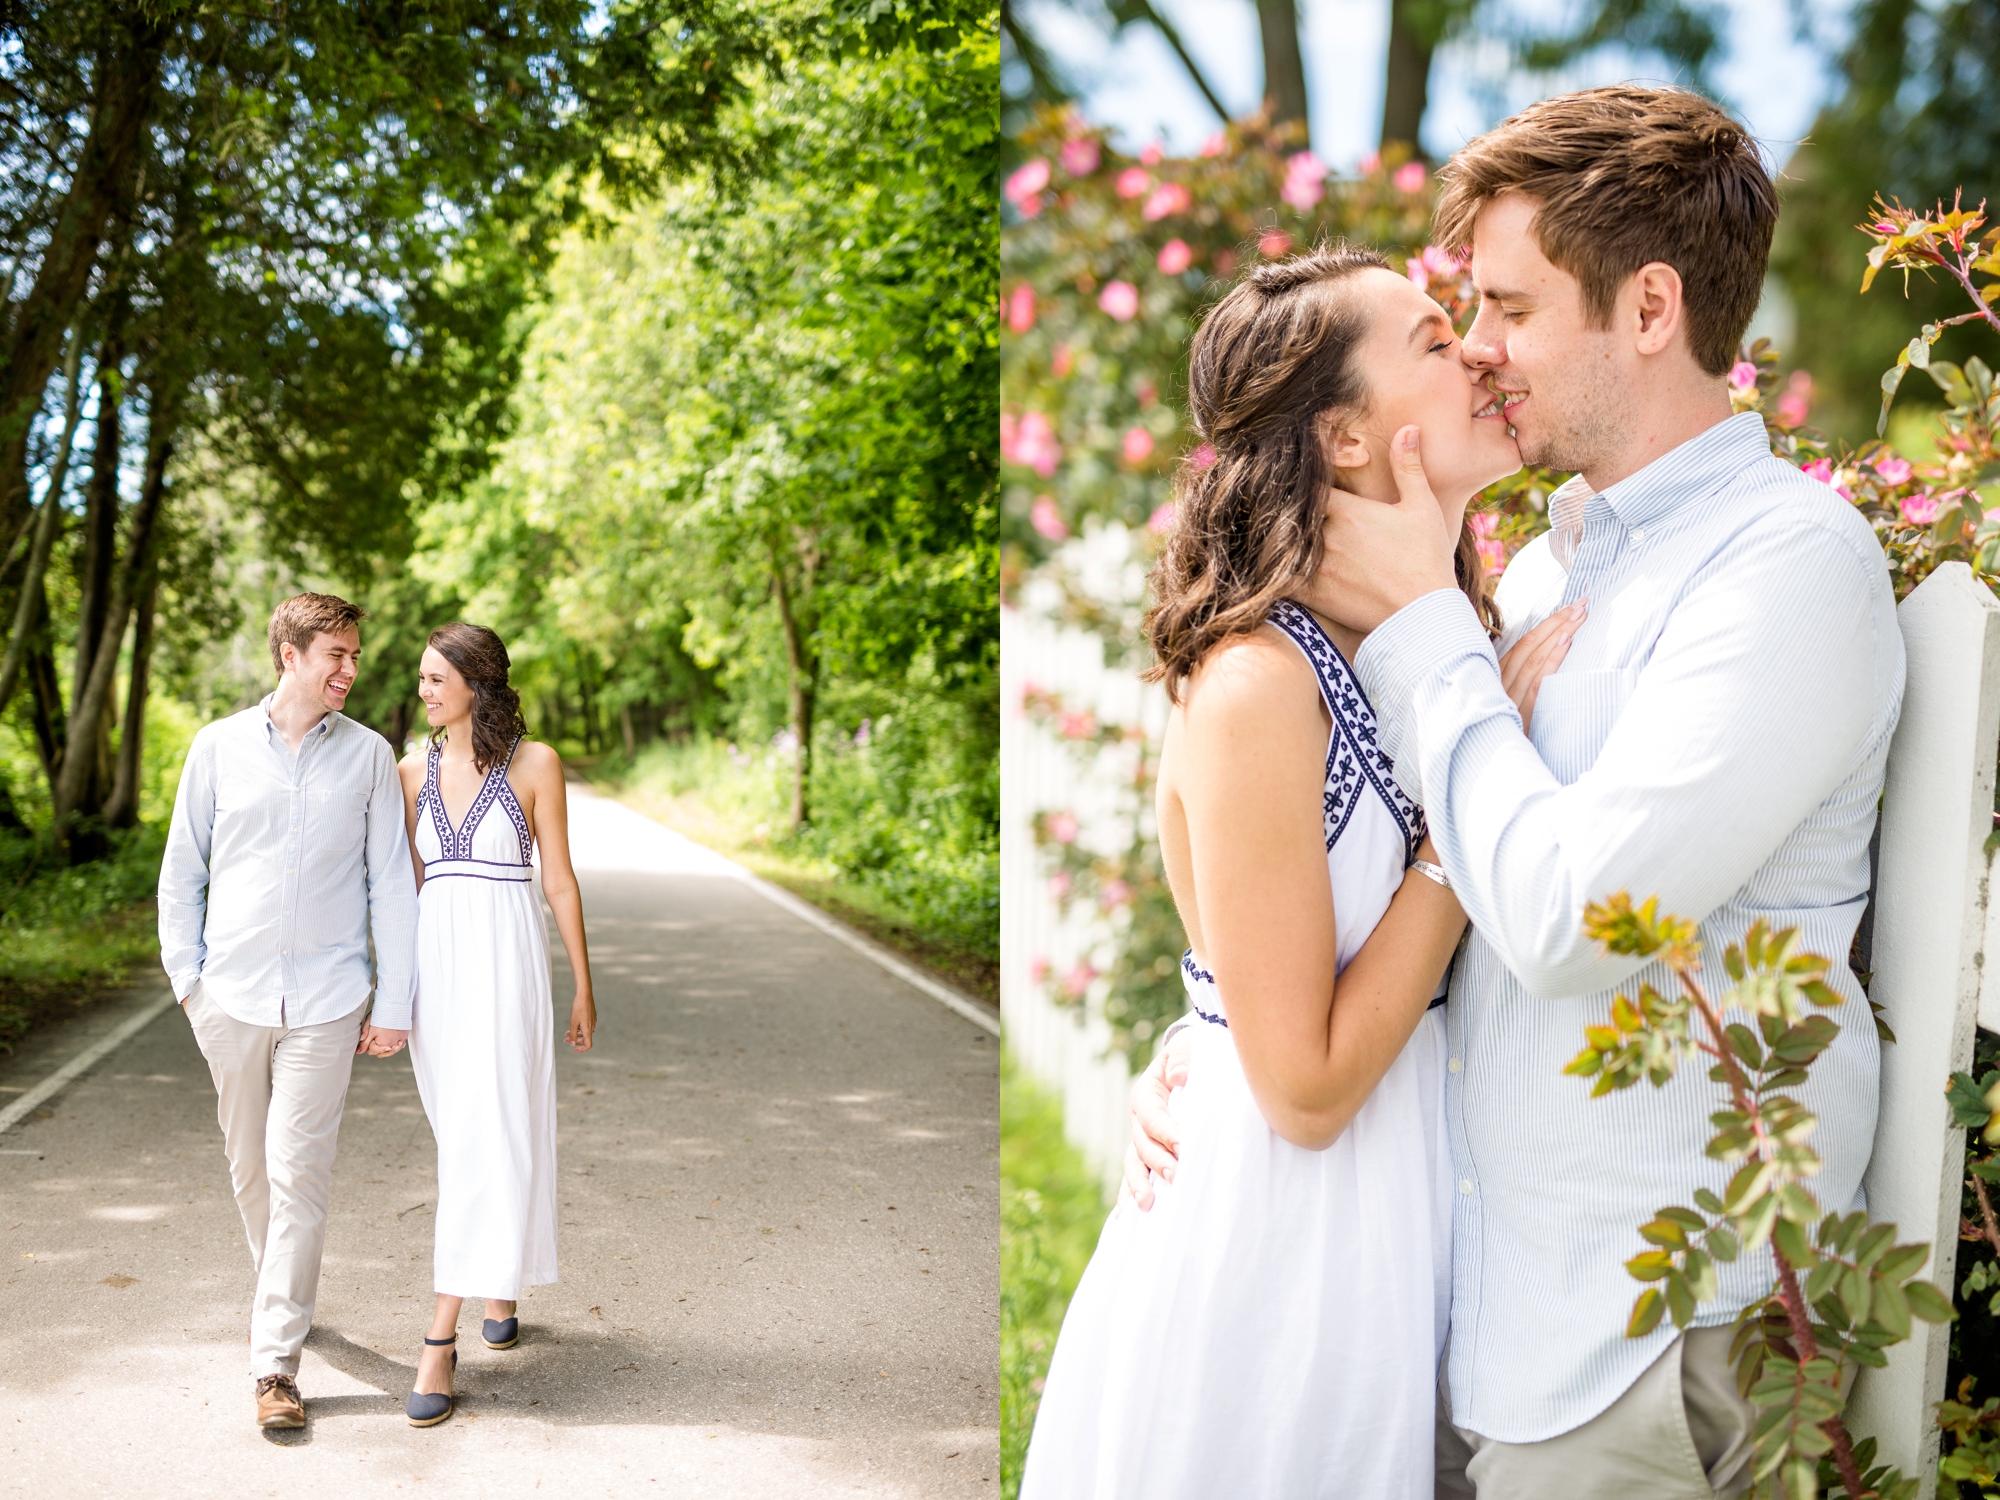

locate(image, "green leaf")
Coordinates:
1627 1287 1665 1338
1626 1249 1675 1281
1665 1270 1695 1328
1947 1069 1994 1130
1640 1217 1689 1248
1773 1215 1814 1268
1873 1275 1911 1339
1725 1023 1764 1070
1905 1279 1957 1323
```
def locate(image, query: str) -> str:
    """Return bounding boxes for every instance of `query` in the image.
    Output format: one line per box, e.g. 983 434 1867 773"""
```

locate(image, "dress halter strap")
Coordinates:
1265 600 1426 865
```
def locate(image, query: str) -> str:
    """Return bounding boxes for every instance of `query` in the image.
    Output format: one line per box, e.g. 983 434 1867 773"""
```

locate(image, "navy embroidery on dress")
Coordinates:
427 740 532 865
1180 950 1229 1028
1267 601 1427 864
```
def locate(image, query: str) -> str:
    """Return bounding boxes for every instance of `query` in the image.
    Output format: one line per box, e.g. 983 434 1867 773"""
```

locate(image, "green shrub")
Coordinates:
1000 1050 1108 1499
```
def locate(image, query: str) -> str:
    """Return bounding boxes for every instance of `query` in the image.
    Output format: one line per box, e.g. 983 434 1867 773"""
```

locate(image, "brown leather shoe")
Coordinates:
255 1374 305 1428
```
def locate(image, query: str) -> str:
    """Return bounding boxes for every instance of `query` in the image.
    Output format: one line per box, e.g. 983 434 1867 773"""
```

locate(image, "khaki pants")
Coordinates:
183 982 367 1378
1436 1327 1756 1499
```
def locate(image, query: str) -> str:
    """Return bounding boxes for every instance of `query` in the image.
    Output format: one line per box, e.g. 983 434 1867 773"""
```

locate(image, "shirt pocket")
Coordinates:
1528 667 1633 786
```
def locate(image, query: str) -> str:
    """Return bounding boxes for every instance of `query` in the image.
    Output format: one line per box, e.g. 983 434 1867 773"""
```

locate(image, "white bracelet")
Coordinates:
1409 859 1452 890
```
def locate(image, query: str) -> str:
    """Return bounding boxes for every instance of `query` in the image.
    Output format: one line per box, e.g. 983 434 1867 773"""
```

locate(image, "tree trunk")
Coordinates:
770 552 816 831
27 619 64 786
102 561 156 830
0 16 165 561
1255 0 1309 129
0 332 87 719
621 704 636 761
52 398 170 858
75 316 127 712
1380 0 1436 155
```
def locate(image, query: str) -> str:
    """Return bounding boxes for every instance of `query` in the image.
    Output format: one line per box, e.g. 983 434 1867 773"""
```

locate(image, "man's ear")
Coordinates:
1630 262 1686 357
278 641 296 677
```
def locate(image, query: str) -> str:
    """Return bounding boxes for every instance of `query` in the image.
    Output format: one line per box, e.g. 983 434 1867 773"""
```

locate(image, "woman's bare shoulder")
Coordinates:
510 738 563 778
1182 624 1316 717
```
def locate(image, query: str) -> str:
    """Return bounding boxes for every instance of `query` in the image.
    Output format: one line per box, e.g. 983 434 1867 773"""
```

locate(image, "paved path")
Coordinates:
0 787 998 1497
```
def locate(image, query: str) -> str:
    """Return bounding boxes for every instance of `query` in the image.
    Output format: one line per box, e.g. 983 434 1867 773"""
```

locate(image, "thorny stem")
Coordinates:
1669 959 1876 1500
1943 252 2000 336
1973 1171 2000 1259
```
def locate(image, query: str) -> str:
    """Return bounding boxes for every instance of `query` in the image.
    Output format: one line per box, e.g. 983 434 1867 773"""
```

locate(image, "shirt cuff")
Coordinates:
1352 587 1496 803
367 995 413 1031
168 967 202 1003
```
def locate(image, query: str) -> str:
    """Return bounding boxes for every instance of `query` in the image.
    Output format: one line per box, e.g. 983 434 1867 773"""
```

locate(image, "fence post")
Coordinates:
1849 561 2000 1494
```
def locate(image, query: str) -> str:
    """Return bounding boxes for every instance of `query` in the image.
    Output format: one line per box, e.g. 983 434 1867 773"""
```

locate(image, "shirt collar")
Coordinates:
1541 411 1771 572
258 692 340 741
1596 410 1772 534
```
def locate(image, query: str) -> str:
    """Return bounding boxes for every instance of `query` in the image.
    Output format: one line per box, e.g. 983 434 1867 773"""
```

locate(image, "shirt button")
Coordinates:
1459 1179 1474 1195
1631 527 1646 542
1448 1057 1463 1074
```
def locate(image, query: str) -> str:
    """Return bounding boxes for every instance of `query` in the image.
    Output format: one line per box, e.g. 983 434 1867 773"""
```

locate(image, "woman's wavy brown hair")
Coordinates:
1143 243 1502 700
427 622 528 773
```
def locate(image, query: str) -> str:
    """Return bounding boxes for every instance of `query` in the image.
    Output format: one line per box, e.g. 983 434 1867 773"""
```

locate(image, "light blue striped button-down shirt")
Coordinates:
158 697 417 1030
1353 411 1904 1442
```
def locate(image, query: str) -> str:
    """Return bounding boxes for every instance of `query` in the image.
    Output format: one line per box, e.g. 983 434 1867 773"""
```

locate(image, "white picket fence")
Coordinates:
1003 546 2000 1494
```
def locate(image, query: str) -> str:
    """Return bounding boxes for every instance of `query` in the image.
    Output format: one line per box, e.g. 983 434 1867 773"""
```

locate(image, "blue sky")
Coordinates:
1017 0 1852 174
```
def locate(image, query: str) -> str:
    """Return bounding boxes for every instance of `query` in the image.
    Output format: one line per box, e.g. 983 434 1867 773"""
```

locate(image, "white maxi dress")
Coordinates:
1022 602 1454 1500
409 739 560 1300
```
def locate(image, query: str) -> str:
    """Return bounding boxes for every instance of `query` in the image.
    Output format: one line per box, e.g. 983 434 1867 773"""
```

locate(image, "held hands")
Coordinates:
1116 1027 1194 1214
1299 426 1460 634
358 1024 408 1058
566 991 597 1052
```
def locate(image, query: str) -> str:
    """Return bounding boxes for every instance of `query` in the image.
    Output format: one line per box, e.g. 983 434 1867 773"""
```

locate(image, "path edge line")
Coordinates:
730 869 1000 1036
0 990 175 1135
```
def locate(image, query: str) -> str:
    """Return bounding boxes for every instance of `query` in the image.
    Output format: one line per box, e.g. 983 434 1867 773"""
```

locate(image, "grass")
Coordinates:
0 825 169 1053
593 735 998 1005
1000 1049 1108 1499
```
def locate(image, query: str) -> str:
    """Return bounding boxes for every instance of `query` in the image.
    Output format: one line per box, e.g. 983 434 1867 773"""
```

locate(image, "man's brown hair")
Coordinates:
267 593 364 675
1433 85 1777 377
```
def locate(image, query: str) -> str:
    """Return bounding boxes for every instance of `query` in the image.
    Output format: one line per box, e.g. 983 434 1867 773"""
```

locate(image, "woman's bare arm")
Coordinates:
1178 630 1465 1150
514 742 597 1050
397 755 426 895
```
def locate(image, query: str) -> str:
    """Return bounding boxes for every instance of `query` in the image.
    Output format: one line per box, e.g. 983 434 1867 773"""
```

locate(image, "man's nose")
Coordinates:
1461 307 1505 370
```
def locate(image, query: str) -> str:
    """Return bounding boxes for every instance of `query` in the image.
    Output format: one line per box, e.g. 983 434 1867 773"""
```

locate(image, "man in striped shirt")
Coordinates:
1127 88 1900 1498
159 593 417 1430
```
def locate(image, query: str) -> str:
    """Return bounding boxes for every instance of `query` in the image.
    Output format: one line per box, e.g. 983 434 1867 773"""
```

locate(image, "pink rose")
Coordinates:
1147 502 1177 535
1051 343 1074 378
1029 495 1069 540
1003 411 1062 477
1468 510 1499 538
1728 361 1758 393
1157 238 1194 275
1477 538 1507 575
1061 960 1097 998
1357 151 1380 175
1775 370 1812 427
1059 138 1100 177
1048 871 1071 899
1014 193 1043 220
1101 879 1133 910
1421 245 1458 276
1140 142 1163 166
1142 182 1190 221
1123 427 1155 464
1187 442 1216 470
1802 458 1835 485
1004 159 1050 205
1393 160 1427 193
1058 709 1096 740
1005 285 1035 335
1874 455 1912 485
1281 151 1327 212
1046 810 1079 844
1406 256 1429 288
1028 955 1050 984
1115 167 1152 199
1900 490 1940 526
1259 230 1292 259
1098 280 1139 322
1199 131 1228 158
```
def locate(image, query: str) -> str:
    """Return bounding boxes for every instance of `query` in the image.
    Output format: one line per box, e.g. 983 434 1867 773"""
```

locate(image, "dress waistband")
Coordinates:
423 857 532 884
1181 947 1448 1028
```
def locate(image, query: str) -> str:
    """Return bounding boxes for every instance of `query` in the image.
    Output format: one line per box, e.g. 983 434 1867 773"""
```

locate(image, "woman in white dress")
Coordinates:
1021 246 1571 1497
395 622 597 1427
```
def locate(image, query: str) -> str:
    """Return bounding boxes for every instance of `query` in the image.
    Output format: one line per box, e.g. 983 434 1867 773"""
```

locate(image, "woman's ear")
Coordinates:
1327 424 1371 471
